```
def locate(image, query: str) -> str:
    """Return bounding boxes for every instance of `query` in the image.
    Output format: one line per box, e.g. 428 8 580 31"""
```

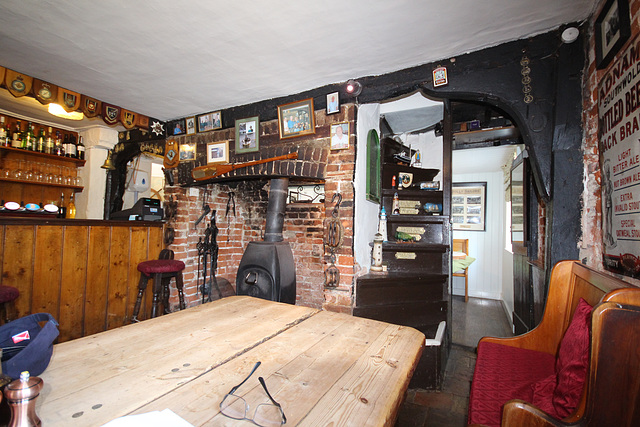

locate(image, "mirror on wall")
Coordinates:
510 157 525 244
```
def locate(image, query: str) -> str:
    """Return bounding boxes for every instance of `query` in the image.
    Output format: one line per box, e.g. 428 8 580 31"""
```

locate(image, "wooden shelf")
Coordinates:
386 214 446 223
0 146 85 166
382 242 448 252
382 189 442 197
0 177 83 191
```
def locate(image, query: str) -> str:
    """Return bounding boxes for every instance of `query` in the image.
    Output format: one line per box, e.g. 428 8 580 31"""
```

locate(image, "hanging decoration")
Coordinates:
33 79 57 104
58 87 81 112
135 114 149 129
81 95 101 118
120 109 137 129
102 103 121 125
150 120 164 136
5 69 33 98
324 193 344 288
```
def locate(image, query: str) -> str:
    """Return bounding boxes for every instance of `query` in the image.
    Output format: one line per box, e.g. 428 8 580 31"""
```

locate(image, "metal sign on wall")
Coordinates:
598 34 640 277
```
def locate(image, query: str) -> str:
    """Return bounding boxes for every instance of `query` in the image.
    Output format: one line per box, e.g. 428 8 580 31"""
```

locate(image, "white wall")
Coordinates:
452 171 505 300
354 104 382 272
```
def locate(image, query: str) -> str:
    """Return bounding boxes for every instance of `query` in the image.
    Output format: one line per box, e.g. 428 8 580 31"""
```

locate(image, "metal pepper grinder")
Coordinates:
4 371 43 427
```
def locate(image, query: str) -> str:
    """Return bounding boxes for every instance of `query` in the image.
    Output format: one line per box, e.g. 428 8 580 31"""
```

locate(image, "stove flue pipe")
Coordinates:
264 178 289 242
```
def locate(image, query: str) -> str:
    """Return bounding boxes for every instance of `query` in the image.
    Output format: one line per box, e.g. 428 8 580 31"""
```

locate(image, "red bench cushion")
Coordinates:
468 342 555 427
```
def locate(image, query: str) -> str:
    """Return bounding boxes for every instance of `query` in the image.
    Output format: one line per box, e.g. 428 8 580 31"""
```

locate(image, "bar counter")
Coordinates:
0 217 164 342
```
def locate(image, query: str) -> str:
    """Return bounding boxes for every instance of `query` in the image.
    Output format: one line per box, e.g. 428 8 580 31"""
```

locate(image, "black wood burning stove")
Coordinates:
236 178 296 304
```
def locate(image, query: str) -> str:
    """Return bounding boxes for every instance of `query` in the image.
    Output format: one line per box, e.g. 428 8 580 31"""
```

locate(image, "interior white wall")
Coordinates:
401 131 443 183
452 170 505 300
354 103 381 272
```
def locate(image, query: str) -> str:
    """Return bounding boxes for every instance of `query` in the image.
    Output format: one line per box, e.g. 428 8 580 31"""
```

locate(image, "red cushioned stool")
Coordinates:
131 249 185 322
0 285 20 325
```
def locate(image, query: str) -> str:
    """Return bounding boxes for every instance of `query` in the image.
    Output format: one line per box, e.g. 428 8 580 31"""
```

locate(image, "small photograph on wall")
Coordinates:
452 182 487 231
278 98 315 139
330 122 349 150
179 142 196 161
172 119 186 136
235 116 259 153
207 140 229 164
326 91 339 114
186 116 196 135
197 111 222 132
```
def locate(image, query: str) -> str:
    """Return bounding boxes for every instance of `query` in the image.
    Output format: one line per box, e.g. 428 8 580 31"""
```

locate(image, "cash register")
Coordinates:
111 198 163 221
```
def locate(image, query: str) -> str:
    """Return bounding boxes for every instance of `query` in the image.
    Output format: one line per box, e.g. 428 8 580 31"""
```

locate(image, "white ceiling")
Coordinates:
453 145 519 174
0 0 596 123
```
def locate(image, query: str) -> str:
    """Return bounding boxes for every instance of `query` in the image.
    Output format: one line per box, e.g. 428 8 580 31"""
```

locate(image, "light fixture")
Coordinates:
101 150 116 170
561 27 579 44
48 103 84 121
345 79 362 96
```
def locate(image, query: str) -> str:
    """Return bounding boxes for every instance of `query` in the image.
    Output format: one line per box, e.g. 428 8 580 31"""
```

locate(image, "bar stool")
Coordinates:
131 249 186 322
0 285 19 325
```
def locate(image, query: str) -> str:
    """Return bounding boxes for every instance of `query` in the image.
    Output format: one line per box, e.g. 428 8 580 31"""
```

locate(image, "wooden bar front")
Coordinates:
0 218 164 342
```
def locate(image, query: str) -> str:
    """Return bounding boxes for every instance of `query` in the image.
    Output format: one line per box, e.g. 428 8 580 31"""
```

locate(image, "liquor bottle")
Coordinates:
63 134 70 157
58 193 66 219
36 128 45 153
22 122 35 151
4 371 44 427
77 136 85 160
45 127 54 154
0 116 7 147
67 193 76 219
11 121 22 148
54 131 65 156
67 134 77 159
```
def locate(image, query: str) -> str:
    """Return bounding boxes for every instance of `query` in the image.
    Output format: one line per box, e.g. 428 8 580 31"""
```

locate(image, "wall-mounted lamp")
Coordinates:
345 79 362 96
48 103 85 121
561 27 579 44
101 150 116 170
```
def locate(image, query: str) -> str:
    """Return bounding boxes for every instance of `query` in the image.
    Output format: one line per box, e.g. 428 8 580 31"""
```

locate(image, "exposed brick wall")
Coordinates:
581 0 640 286
164 105 356 311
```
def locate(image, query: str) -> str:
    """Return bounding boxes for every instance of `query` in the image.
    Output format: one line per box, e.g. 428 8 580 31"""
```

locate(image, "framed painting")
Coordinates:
207 140 229 164
235 116 259 153
186 116 196 135
179 142 196 161
277 98 315 139
452 182 487 231
171 119 186 136
197 111 222 132
595 0 631 70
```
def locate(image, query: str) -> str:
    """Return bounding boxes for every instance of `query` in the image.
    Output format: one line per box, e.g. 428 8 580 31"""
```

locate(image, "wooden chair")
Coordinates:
452 238 469 302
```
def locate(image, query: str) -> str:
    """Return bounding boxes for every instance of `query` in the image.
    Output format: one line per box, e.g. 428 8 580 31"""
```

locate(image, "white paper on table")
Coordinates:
101 408 194 427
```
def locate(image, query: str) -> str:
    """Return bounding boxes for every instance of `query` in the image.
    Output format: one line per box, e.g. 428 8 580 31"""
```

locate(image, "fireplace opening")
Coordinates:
236 178 296 304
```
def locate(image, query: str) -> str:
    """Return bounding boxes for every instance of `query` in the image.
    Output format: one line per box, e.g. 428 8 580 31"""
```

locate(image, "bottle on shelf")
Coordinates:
378 206 388 241
4 371 44 427
22 122 35 151
67 134 77 159
67 193 76 219
45 127 54 154
58 193 66 219
36 127 45 153
77 136 85 160
0 116 7 147
54 131 65 157
63 134 70 157
11 120 22 148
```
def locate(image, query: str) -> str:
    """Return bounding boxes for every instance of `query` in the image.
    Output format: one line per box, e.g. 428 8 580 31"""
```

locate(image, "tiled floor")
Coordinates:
395 296 513 427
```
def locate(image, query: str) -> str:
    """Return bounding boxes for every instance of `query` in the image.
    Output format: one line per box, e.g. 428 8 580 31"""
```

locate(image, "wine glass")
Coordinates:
53 165 63 185
24 161 35 181
11 160 24 180
63 167 73 185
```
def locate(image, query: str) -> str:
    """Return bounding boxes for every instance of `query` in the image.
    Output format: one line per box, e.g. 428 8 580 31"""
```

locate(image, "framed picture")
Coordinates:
179 142 196 161
330 122 349 150
452 182 487 231
171 119 186 136
186 116 196 135
235 116 259 153
197 111 222 132
595 0 631 70
277 98 315 139
207 140 229 164
326 91 339 114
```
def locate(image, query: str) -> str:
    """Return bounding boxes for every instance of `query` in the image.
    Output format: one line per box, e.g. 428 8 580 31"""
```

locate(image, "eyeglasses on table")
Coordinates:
219 361 286 426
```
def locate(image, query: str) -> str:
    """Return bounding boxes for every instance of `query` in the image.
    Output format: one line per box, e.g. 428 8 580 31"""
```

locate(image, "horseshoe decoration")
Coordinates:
324 193 344 288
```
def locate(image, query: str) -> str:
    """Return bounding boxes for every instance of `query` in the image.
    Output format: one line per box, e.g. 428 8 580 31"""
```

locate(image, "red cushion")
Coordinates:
468 342 556 427
0 285 20 303
137 259 185 276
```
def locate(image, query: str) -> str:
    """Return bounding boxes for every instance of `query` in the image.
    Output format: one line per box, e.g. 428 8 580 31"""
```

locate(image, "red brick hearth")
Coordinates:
165 105 356 313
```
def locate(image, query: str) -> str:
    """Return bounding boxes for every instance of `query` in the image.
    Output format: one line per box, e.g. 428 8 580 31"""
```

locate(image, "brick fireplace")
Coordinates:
164 105 356 313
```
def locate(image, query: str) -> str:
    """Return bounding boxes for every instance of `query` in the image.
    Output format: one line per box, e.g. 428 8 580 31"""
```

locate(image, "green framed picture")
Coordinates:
235 116 259 153
366 129 381 203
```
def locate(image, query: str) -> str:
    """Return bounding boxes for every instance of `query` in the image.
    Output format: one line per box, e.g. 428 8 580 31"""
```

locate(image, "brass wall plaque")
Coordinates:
396 226 425 241
395 252 417 260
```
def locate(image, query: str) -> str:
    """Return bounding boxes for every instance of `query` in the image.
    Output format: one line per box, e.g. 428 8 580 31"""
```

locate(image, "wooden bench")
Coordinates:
468 260 640 427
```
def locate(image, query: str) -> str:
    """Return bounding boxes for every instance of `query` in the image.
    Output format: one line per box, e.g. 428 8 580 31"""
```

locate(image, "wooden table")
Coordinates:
37 296 425 426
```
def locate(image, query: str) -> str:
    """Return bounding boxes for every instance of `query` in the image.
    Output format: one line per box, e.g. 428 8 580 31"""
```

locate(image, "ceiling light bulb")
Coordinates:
345 79 362 96
48 103 84 120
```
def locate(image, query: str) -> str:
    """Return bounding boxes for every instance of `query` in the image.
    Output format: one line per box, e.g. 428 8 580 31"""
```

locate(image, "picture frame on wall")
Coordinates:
235 116 259 153
186 116 196 135
452 182 487 231
330 122 349 150
179 142 196 161
171 119 186 136
207 140 229 164
326 91 339 114
197 111 222 132
595 0 631 70
277 98 315 139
